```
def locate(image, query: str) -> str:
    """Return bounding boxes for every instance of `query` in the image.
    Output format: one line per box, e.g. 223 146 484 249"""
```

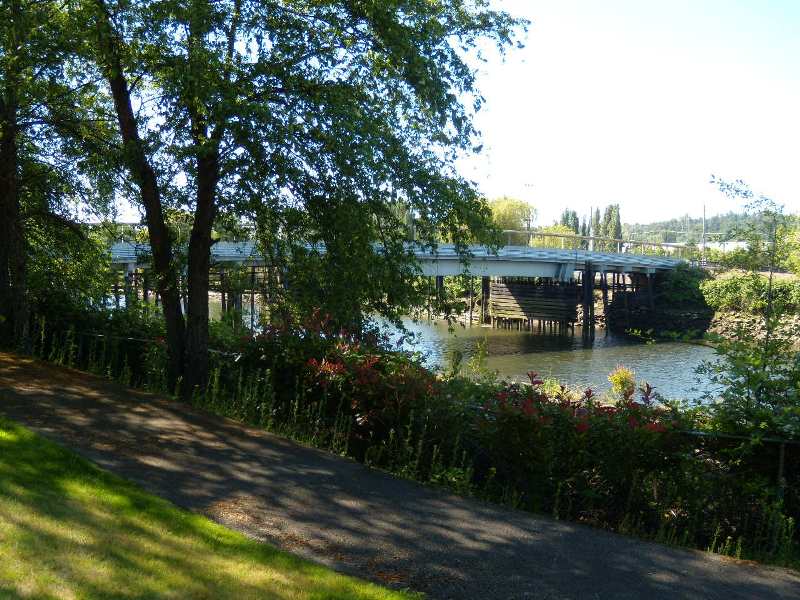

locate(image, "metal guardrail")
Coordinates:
501 230 695 258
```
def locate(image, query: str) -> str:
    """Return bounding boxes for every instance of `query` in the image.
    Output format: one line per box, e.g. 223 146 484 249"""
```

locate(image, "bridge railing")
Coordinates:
500 230 696 260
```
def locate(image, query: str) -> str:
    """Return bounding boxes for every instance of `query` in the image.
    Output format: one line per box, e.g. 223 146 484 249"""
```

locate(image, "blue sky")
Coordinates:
459 0 800 225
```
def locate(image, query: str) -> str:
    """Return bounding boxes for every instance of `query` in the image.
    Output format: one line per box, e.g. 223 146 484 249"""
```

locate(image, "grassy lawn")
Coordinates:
0 417 418 599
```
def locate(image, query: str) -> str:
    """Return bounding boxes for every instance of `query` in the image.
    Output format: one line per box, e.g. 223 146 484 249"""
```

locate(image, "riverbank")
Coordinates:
709 311 800 343
14 311 799 570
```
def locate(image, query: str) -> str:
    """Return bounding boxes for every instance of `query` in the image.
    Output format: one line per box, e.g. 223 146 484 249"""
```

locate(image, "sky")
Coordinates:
458 0 800 226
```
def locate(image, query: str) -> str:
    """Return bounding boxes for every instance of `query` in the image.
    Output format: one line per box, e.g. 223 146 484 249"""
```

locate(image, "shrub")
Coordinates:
701 273 800 313
607 365 636 399
656 264 710 309
29 306 800 567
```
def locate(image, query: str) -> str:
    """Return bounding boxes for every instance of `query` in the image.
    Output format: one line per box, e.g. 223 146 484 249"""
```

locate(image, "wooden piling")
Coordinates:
468 277 474 326
601 272 609 335
481 276 490 324
582 262 593 338
250 266 256 330
646 273 655 310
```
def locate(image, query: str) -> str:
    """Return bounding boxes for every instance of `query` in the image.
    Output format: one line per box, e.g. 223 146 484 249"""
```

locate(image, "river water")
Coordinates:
205 296 716 401
389 319 717 401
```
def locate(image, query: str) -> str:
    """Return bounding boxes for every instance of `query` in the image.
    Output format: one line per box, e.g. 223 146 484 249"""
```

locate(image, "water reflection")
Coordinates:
203 295 715 401
390 318 717 401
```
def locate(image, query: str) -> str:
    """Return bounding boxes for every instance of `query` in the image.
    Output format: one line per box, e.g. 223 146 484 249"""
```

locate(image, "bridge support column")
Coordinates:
646 273 655 310
480 276 490 324
142 271 150 303
582 262 594 341
220 267 227 313
468 277 474 326
250 266 256 331
124 270 134 307
623 272 630 319
601 272 609 335
113 278 120 309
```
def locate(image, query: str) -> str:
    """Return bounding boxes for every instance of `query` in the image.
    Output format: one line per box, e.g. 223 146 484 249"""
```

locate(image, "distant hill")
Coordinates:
623 211 764 244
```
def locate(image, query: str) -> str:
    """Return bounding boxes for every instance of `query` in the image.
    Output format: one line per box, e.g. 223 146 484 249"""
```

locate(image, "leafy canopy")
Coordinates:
87 0 524 326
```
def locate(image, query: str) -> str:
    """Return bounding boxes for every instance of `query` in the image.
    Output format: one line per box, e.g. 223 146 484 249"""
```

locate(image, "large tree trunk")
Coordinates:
0 90 29 350
181 6 226 397
0 0 30 350
183 152 218 396
0 96 17 337
94 0 185 389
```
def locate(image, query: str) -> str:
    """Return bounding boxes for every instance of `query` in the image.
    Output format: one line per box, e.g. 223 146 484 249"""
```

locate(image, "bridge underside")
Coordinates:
489 281 578 324
107 242 678 336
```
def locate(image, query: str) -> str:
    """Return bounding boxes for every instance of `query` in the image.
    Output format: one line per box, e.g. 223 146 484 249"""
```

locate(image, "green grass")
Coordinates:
0 417 419 599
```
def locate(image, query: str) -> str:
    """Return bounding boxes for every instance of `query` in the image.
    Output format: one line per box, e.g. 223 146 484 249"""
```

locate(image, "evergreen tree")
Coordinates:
610 204 622 240
591 207 601 250
559 208 579 233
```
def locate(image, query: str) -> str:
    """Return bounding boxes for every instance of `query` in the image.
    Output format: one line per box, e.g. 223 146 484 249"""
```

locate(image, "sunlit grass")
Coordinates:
0 417 419 599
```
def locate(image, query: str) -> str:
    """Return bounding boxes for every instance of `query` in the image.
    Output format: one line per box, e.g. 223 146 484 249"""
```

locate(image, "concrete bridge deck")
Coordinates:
110 242 683 281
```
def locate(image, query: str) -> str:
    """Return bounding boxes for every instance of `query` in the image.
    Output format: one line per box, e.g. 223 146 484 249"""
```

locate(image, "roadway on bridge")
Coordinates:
110 241 683 280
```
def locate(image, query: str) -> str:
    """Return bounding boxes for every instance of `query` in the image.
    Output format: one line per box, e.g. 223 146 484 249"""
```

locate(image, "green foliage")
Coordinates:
607 365 636 399
625 211 771 245
656 264 711 309
79 0 524 333
489 197 535 244
0 0 116 347
696 180 800 512
559 209 580 234
533 224 581 249
786 225 800 276
701 273 800 313
26 227 114 314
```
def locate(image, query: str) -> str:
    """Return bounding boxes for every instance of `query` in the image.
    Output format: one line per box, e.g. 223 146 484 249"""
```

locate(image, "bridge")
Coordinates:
108 241 684 336
109 241 683 280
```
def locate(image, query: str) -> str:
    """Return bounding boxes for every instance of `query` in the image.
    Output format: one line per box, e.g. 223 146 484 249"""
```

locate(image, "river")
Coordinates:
389 319 717 401
206 296 717 401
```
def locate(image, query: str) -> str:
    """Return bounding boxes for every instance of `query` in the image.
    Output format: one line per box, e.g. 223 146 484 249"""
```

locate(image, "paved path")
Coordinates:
1 352 798 600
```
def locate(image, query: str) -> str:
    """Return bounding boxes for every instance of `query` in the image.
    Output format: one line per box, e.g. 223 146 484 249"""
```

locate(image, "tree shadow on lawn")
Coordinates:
0 420 412 600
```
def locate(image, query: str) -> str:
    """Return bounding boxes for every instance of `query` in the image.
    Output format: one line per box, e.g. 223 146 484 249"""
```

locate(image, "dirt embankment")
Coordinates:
708 311 800 342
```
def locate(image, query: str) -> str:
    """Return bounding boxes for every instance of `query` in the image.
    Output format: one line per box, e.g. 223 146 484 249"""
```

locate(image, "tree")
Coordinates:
700 178 800 439
489 196 535 244
610 204 622 240
84 0 523 394
88 0 187 390
591 207 600 239
785 219 800 276
1 0 112 348
559 209 579 234
535 224 580 249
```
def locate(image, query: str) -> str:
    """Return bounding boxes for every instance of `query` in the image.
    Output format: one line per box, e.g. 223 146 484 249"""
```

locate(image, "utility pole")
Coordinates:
701 204 706 258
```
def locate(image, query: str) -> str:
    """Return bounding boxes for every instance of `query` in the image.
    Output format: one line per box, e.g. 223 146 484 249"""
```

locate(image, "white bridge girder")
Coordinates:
109 242 681 278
